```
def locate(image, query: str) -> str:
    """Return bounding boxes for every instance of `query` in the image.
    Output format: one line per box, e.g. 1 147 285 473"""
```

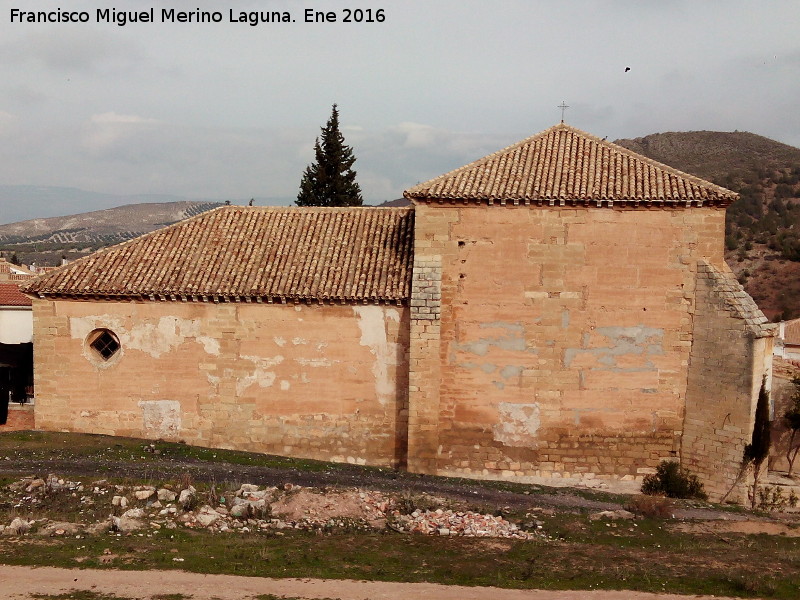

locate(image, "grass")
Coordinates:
0 430 648 509
1 431 799 598
2 507 799 598
0 430 336 473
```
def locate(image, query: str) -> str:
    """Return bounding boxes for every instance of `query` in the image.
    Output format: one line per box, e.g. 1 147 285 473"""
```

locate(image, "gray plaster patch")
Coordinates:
493 402 541 447
500 365 524 379
453 321 534 357
564 325 664 372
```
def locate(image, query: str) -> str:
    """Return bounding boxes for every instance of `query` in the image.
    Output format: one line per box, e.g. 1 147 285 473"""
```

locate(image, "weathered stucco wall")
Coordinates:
409 202 727 484
32 299 409 467
0 307 32 344
683 261 774 501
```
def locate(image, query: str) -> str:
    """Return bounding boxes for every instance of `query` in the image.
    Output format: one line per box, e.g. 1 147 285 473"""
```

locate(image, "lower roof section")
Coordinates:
23 206 414 304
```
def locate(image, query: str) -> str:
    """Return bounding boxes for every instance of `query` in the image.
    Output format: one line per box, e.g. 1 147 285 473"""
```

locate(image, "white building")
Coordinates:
774 318 800 361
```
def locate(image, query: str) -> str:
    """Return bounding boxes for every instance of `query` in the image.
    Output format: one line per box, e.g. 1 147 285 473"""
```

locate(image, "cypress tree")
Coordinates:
745 377 772 468
297 104 363 207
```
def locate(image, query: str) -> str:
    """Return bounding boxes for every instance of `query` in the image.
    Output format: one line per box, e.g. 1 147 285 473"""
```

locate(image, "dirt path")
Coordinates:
0 565 746 600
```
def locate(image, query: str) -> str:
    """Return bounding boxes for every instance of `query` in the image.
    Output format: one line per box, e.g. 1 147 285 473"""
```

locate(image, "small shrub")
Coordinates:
757 486 787 511
641 461 707 500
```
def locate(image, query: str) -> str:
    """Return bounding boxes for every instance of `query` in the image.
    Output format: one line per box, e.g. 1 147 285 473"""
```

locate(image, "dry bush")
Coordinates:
625 494 674 519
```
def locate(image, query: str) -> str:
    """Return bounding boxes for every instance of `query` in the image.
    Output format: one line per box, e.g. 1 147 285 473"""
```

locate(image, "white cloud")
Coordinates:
0 110 17 135
82 112 161 155
0 0 799 216
90 112 159 125
2 29 143 73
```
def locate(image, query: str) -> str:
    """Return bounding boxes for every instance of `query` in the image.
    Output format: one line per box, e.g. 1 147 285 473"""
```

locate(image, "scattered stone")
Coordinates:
5 517 31 536
178 486 196 509
392 509 536 539
85 522 111 535
38 522 82 537
157 488 177 502
2 474 546 540
589 509 636 521
25 479 46 493
195 505 221 527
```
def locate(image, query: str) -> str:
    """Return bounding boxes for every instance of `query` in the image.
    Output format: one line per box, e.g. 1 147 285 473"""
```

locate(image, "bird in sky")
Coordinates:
625 66 631 72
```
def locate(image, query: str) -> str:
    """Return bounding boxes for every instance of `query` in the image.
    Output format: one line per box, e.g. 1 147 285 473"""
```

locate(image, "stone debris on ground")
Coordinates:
391 508 537 539
589 509 636 521
0 474 549 541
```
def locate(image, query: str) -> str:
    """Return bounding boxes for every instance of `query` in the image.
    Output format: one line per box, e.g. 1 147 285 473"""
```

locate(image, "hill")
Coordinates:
615 131 800 182
0 185 231 226
0 201 221 266
616 131 800 320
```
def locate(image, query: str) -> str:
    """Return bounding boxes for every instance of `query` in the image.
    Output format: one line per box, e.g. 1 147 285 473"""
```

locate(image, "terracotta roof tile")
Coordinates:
23 206 414 304
404 123 737 206
0 283 31 307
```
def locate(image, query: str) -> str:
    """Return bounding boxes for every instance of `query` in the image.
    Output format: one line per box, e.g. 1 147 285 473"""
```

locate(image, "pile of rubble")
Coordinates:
0 474 546 541
392 508 538 539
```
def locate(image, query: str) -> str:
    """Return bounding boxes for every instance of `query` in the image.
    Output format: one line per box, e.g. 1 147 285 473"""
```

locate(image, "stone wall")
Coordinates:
32 299 409 467
409 202 729 485
682 261 775 501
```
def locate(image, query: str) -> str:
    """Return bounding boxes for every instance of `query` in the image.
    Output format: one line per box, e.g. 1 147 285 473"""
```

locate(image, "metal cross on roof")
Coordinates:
558 101 569 123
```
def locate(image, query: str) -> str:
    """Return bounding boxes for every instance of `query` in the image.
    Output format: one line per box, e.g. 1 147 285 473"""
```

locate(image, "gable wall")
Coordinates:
32 298 409 467
409 202 726 484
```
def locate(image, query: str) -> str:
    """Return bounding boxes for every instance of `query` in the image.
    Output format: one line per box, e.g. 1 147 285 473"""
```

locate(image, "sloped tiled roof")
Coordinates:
23 206 414 304
404 123 737 207
0 283 31 307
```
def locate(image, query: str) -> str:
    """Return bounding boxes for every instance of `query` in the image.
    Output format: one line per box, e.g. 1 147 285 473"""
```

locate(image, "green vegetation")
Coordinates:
3 509 798 598
723 165 800 263
1 431 798 598
743 378 773 507
297 104 363 207
640 461 707 500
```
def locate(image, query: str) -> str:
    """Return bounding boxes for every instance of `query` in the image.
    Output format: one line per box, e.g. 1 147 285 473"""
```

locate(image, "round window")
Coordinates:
86 329 121 363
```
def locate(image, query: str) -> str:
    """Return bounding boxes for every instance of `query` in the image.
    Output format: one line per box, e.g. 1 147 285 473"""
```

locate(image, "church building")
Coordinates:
21 123 774 501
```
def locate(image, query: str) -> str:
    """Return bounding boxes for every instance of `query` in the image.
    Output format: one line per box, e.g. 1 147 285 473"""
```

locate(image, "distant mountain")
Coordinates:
0 184 294 226
616 131 800 321
379 198 411 207
0 201 223 266
0 201 222 244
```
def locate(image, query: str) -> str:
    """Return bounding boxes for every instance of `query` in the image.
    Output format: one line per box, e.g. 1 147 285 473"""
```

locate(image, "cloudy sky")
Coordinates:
0 0 798 220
